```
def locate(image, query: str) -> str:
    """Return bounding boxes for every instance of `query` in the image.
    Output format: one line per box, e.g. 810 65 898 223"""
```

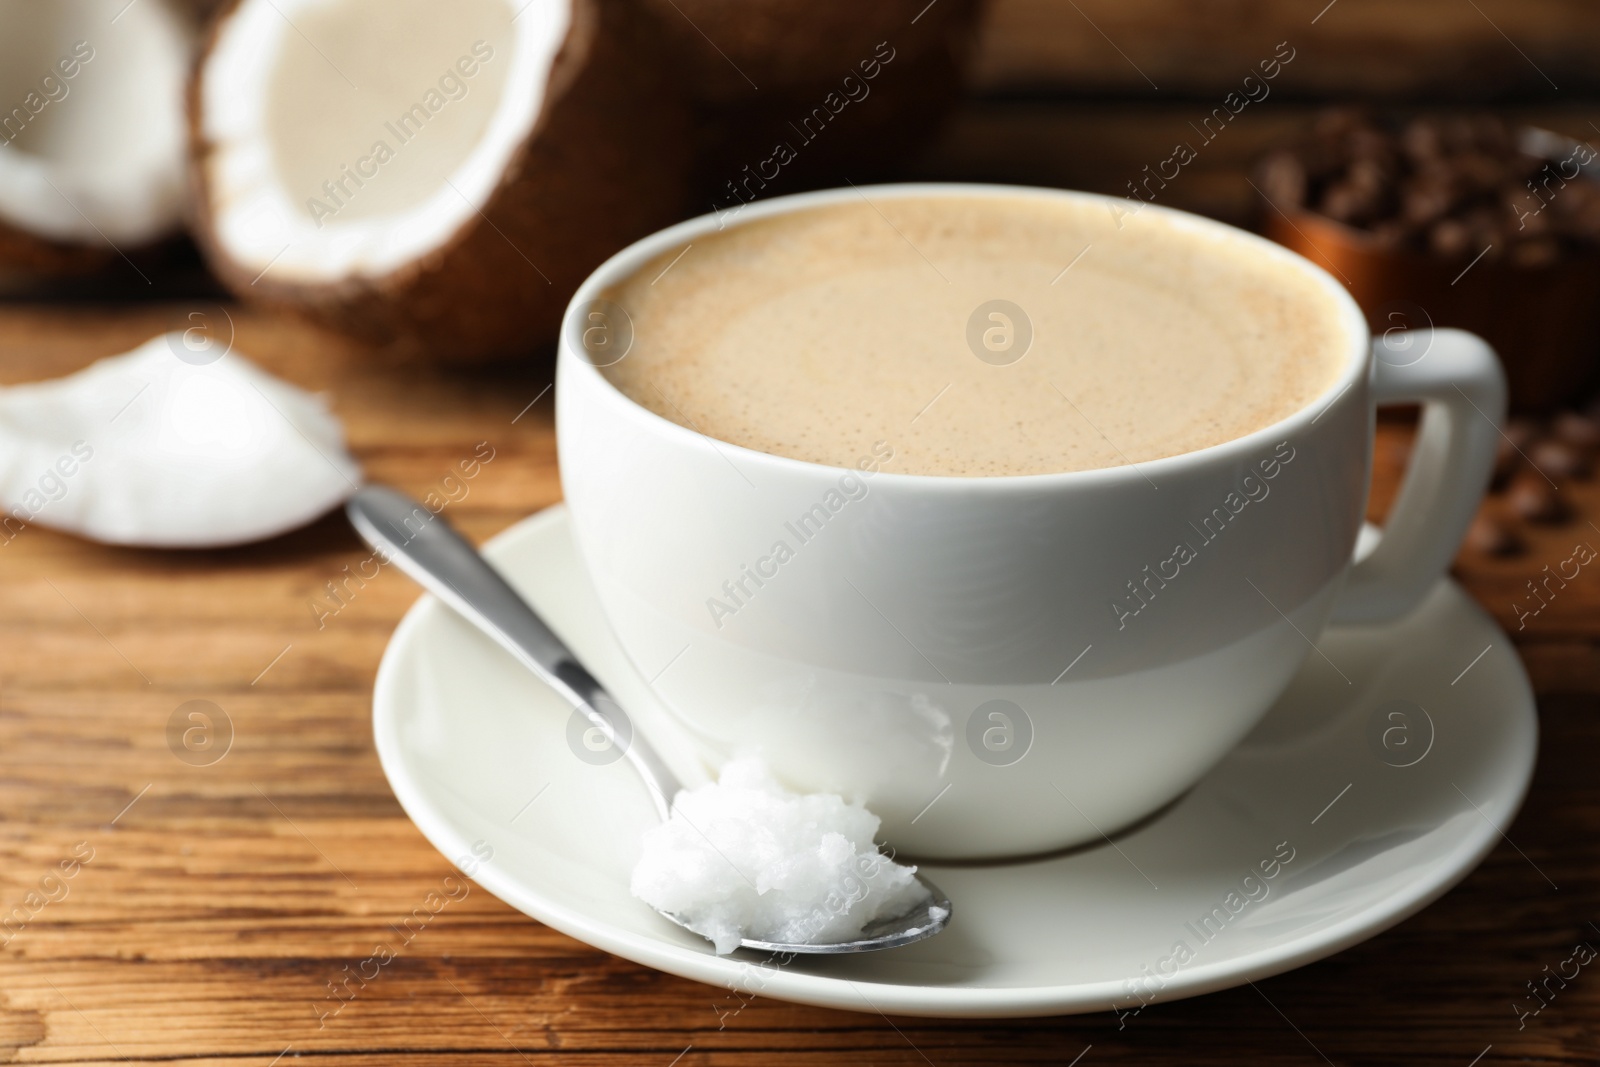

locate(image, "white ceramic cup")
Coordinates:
556 183 1505 860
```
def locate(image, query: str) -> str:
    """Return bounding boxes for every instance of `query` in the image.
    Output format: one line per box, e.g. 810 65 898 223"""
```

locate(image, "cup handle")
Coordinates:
1330 327 1507 625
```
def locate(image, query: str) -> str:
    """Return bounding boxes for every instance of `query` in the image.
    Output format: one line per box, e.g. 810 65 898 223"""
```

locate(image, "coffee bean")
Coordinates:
1440 116 1479 153
1530 438 1592 479
1552 411 1600 450
1272 108 1600 261
1505 418 1538 449
1404 175 1457 226
1401 118 1444 163
1320 181 1381 225
1466 511 1525 557
1351 164 1397 217
1258 151 1307 208
1494 418 1537 489
1430 218 1472 257
1508 471 1570 523
1505 187 1553 235
1349 127 1394 165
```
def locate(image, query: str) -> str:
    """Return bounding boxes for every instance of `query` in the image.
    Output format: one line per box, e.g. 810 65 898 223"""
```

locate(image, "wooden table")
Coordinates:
1 300 1597 1067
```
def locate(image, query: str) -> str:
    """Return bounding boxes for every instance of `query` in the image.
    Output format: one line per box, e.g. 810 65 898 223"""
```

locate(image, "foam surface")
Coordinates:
602 194 1351 477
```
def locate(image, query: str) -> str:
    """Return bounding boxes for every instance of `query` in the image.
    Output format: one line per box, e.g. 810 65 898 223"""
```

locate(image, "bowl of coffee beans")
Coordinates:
1255 108 1600 413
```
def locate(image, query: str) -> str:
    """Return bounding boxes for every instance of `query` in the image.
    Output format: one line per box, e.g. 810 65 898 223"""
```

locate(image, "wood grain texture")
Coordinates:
1 303 1598 1066
969 0 1600 99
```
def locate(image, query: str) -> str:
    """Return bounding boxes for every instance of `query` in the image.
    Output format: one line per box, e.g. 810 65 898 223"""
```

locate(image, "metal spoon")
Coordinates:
347 486 951 954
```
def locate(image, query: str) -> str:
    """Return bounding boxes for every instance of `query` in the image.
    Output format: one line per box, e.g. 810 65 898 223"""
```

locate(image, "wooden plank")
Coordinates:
971 0 1600 99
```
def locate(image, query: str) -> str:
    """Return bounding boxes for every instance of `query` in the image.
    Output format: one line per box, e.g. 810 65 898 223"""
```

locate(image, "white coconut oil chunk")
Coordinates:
200 0 567 281
0 334 360 547
630 757 934 955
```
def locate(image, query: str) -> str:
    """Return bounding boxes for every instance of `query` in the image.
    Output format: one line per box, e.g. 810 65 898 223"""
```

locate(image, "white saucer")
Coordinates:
372 505 1537 1019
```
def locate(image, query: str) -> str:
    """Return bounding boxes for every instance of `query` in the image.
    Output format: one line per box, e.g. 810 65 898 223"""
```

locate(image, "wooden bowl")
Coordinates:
1262 129 1600 415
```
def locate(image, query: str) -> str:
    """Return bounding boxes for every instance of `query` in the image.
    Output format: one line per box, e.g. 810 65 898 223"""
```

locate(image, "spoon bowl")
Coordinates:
347 486 951 955
668 886 954 955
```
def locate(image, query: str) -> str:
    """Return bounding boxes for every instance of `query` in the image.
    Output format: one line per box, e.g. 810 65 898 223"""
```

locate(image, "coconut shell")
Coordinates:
169 0 228 23
0 222 118 278
0 224 187 292
188 0 694 364
0 0 192 280
640 0 984 201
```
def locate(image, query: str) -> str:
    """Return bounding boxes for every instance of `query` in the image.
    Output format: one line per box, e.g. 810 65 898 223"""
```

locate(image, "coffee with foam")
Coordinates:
601 193 1350 477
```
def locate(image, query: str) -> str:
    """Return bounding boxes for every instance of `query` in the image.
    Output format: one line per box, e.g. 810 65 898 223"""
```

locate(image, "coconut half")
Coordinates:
0 0 191 274
0 334 360 548
191 0 691 362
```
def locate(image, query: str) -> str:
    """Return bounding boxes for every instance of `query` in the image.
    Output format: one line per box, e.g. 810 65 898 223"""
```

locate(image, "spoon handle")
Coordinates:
346 487 681 818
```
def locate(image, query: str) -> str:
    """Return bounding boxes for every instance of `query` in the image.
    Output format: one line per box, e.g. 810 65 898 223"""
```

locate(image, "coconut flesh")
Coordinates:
192 0 688 360
199 0 563 283
0 334 360 548
0 0 189 257
630 756 933 955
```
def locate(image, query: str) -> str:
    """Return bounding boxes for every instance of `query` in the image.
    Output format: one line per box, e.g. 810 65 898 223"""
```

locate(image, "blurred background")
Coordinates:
6 0 1599 412
2 0 1598 586
938 0 1596 222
